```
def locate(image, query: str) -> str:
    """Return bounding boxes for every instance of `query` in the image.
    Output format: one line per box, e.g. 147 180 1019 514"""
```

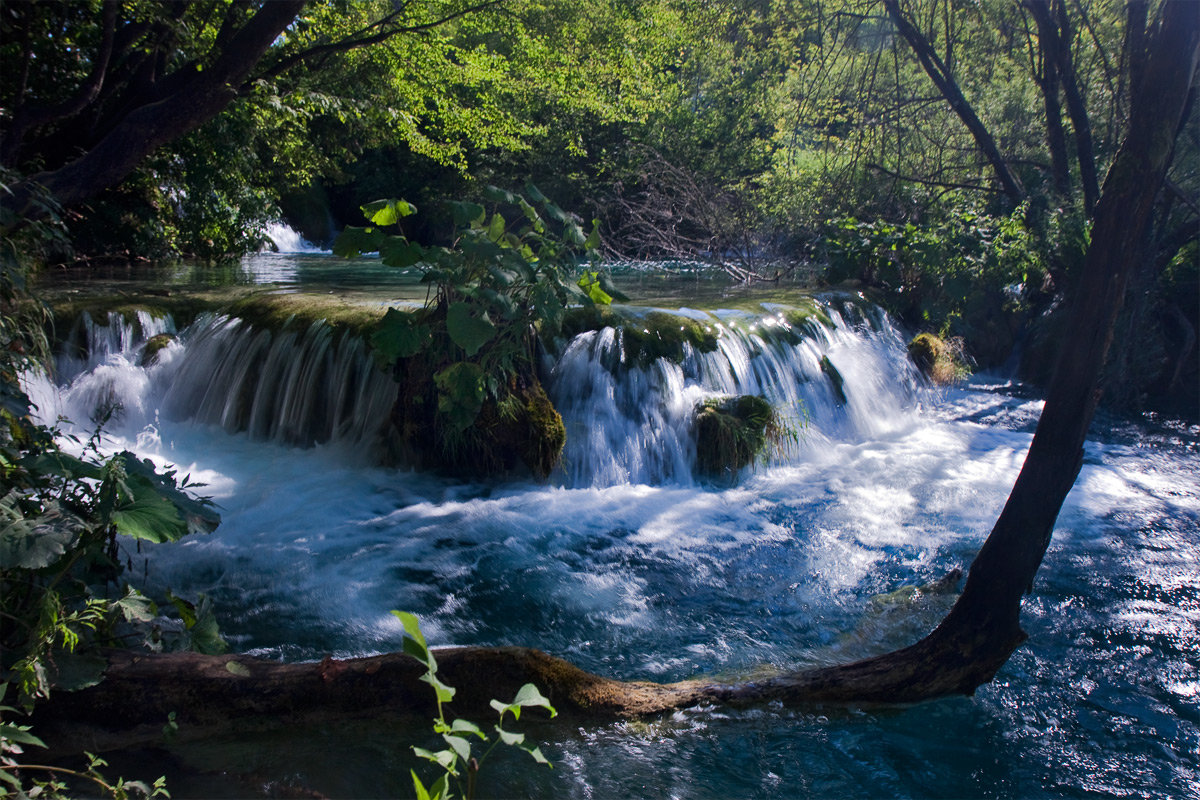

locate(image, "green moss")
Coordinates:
907 332 969 385
226 294 384 341
621 311 719 366
139 333 176 366
819 355 848 406
694 394 781 479
781 300 834 335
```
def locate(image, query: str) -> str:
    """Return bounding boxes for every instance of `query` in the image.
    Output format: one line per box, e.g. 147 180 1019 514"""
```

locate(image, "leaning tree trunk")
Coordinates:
811 1 1200 698
29 2 1200 754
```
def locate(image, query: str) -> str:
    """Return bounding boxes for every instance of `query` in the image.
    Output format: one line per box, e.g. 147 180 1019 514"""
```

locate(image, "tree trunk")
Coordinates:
1053 0 1101 212
1027 0 1073 198
883 0 1026 205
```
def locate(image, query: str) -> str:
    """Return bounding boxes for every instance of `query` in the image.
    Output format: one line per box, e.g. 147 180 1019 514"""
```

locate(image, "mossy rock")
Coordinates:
139 333 177 366
694 394 777 478
227 294 385 341
907 333 969 385
780 301 835 338
390 353 565 480
819 355 848 406
559 306 719 367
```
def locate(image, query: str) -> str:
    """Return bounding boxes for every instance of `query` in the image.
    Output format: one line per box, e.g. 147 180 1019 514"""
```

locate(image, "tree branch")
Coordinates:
253 0 507 86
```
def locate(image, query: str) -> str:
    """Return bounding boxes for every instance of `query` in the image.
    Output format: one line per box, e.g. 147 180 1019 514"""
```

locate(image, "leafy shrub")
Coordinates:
335 186 607 477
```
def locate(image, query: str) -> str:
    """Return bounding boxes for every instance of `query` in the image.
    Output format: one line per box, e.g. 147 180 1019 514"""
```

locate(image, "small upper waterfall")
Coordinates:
263 221 324 254
31 295 927 485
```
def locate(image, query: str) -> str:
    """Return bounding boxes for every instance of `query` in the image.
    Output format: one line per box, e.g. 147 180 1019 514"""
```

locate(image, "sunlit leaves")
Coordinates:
362 198 417 226
394 611 557 798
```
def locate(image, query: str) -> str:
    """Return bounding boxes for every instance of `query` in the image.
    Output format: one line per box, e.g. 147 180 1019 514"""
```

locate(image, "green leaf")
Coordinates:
482 185 517 205
0 503 77 569
379 238 425 269
392 610 430 653
578 271 613 305
421 672 456 705
510 683 557 716
442 733 472 762
486 212 507 243
414 746 459 775
525 183 548 204
449 201 486 228
372 309 431 362
494 726 525 746
0 721 45 749
411 771 433 800
445 303 495 357
114 452 220 535
362 199 416 226
525 745 552 766
450 718 487 739
584 220 602 250
332 226 383 257
110 492 189 543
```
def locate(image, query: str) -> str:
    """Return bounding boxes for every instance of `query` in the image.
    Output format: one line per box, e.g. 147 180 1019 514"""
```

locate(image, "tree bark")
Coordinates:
1053 0 1101 212
1027 1 1073 197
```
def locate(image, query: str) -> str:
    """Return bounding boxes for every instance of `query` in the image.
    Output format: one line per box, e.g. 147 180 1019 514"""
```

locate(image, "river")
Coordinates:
26 235 1200 798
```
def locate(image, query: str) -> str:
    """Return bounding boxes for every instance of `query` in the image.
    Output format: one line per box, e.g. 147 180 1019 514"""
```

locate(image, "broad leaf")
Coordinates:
449 201 486 228
110 493 189 543
495 726 525 745
446 303 495 356
0 502 78 569
114 452 220 535
372 308 431 362
442 733 472 762
332 226 383 257
379 237 425 269
420 671 456 705
362 198 416 226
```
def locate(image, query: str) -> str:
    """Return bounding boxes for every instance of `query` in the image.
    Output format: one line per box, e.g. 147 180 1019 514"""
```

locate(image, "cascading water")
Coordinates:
24 290 1200 799
549 300 925 486
29 310 398 457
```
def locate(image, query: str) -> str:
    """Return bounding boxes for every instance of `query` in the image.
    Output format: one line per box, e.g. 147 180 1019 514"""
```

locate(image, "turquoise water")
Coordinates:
30 246 1200 798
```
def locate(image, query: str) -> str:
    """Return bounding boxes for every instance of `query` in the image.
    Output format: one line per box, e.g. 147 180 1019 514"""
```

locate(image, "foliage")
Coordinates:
393 611 556 800
1 173 224 707
334 186 603 475
823 198 1049 366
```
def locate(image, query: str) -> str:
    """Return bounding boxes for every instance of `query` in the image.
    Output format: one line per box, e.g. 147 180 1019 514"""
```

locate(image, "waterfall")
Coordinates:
30 311 398 458
548 298 927 487
33 296 926 483
162 315 397 449
263 221 324 254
